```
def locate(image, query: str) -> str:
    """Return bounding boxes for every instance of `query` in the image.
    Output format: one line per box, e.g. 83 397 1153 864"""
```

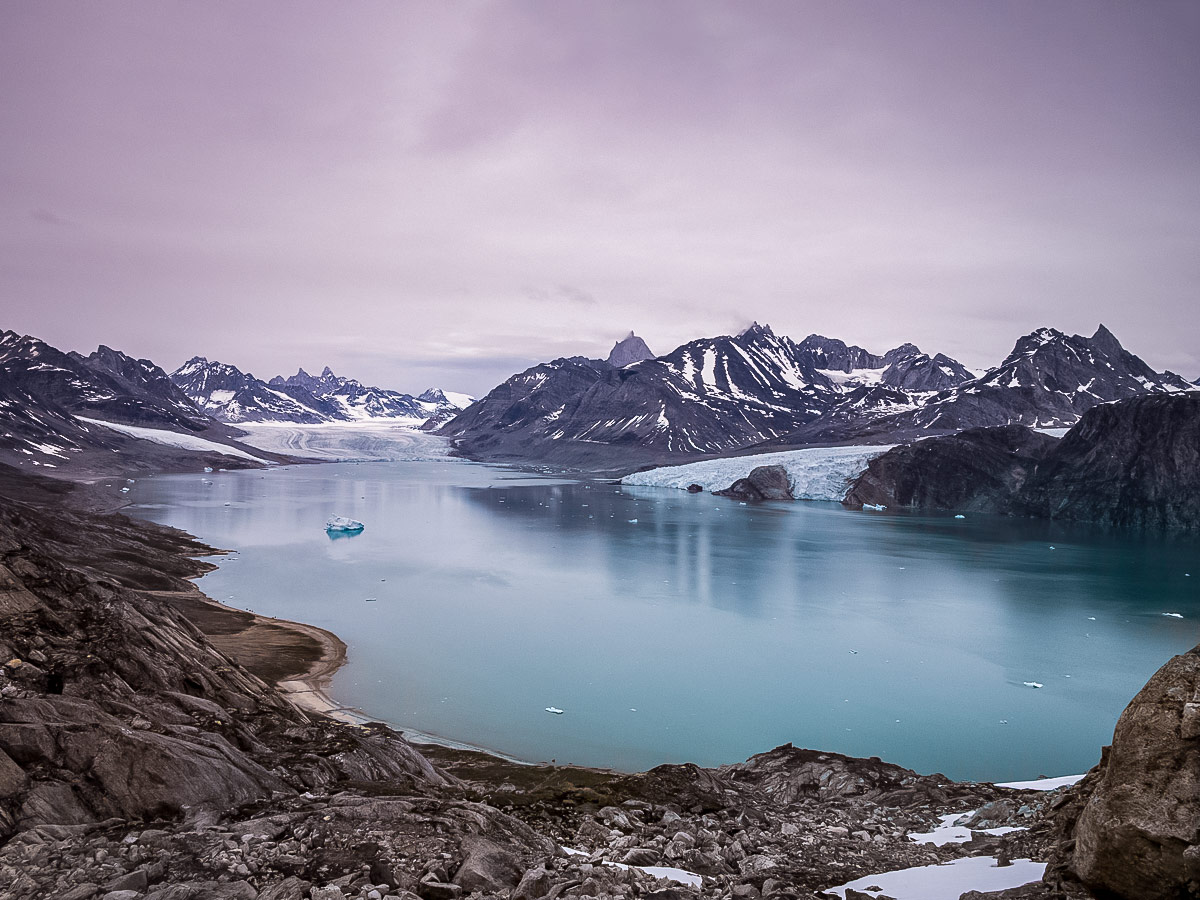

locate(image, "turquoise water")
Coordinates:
125 459 1200 781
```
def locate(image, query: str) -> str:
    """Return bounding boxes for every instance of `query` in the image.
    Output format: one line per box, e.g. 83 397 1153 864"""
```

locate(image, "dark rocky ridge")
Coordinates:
0 466 1096 899
844 393 1200 531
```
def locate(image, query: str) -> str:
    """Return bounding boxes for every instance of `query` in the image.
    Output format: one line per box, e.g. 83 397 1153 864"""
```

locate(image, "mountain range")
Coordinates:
170 358 470 425
438 324 1194 470
0 329 471 474
2 322 1193 477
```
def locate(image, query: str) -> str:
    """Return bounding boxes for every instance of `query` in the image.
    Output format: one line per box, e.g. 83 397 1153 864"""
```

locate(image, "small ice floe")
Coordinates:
1049 545 1056 550
862 503 886 511
1087 616 1096 621
848 649 858 654
1023 681 1044 689
119 487 130 493
325 515 365 534
628 518 638 524
126 478 135 484
203 466 213 473
954 514 965 519
1163 612 1184 619
545 707 564 715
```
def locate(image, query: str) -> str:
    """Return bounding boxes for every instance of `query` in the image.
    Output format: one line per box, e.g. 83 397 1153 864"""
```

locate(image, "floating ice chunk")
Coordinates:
545 706 564 715
1023 681 1044 689
954 514 965 519
203 466 213 473
325 515 365 533
628 518 638 524
119 487 130 493
863 503 886 511
1163 612 1184 618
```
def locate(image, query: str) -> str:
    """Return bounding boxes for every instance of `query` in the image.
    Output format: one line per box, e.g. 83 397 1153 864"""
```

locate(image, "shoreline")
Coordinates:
159 577 543 765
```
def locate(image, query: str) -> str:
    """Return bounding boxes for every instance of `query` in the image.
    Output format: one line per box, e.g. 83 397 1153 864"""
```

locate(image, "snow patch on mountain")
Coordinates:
621 445 894 501
77 417 269 462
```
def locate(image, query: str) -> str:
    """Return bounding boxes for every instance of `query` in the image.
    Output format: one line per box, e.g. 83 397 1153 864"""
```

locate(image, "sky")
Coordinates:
2 1 1198 394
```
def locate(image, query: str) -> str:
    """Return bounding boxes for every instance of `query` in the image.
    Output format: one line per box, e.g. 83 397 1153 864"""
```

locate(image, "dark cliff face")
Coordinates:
844 393 1200 531
844 424 1059 514
1020 392 1200 531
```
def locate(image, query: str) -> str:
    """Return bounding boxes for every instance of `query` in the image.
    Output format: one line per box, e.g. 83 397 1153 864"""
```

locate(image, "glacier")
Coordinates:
621 445 894 502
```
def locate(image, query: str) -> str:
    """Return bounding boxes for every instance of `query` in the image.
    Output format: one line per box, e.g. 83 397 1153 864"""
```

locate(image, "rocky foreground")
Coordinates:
1 463 1197 900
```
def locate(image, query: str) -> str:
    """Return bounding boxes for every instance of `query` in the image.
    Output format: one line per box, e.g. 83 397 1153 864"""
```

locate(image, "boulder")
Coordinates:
1049 643 1200 898
715 466 793 502
451 836 522 893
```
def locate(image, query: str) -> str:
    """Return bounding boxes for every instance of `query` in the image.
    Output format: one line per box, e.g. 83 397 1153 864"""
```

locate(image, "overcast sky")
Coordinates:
2 1 1197 394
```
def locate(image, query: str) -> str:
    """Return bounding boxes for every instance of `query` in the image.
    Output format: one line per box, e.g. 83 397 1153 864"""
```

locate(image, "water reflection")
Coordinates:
125 460 1200 781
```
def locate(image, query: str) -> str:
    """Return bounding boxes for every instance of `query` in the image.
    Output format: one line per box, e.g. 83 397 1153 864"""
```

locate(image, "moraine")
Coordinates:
124 430 1200 782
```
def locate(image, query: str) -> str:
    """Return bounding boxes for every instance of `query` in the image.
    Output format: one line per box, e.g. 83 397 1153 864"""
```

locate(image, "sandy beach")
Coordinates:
151 583 361 722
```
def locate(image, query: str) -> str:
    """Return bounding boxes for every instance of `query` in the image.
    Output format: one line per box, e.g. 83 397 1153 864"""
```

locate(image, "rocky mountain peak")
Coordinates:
1090 322 1124 357
740 321 775 339
606 331 654 368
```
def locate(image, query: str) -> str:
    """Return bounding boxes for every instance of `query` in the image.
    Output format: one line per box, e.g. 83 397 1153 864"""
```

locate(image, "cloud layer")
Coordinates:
2 1 1198 392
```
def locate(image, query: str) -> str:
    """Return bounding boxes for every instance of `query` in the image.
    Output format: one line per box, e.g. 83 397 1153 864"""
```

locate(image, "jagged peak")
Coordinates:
321 366 336 378
1090 323 1125 356
607 331 654 367
739 321 775 338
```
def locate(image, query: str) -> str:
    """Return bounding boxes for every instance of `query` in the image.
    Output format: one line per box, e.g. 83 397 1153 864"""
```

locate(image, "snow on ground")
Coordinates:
829 856 1045 900
561 847 701 888
1034 427 1071 438
235 421 452 462
78 417 269 463
908 812 1024 847
996 773 1086 791
621 445 893 501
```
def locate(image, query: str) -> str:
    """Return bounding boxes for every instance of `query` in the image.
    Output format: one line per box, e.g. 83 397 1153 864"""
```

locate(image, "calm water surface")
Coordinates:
125 458 1200 781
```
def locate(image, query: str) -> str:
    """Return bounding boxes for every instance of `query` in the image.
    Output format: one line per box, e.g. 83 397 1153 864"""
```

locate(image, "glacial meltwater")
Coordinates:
124 448 1200 782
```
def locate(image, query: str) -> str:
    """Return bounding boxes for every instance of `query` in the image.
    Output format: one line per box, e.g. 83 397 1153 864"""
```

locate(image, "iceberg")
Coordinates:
545 706 565 715
325 515 365 534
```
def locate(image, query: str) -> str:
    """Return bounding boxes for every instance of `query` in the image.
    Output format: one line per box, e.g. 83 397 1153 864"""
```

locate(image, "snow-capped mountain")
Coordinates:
0 331 211 433
268 367 428 421
439 324 1189 467
438 324 964 467
0 332 270 471
760 325 1194 448
172 358 471 426
607 331 655 367
170 357 333 424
